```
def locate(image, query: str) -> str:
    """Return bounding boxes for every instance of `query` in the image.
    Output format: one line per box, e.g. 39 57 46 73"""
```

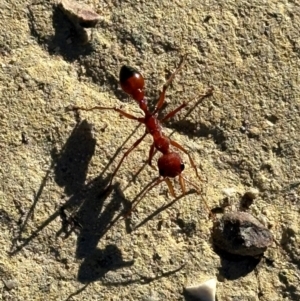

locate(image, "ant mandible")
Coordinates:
72 55 213 213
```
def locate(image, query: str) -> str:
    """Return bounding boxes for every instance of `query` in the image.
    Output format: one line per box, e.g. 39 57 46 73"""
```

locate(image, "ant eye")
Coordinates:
180 163 185 171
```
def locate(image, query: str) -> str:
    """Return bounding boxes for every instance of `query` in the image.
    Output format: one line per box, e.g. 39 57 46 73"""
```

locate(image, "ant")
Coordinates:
71 55 213 214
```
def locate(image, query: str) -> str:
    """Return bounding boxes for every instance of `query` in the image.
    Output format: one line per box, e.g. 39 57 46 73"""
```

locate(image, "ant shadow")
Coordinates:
10 116 185 291
27 2 94 62
51 118 136 283
9 119 133 283
126 189 196 234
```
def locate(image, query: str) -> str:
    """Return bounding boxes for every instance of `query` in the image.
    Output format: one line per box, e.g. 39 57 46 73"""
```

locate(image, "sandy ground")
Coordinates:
0 0 300 300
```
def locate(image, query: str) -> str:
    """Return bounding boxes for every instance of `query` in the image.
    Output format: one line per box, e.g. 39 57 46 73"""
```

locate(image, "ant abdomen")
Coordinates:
120 65 145 101
158 152 185 178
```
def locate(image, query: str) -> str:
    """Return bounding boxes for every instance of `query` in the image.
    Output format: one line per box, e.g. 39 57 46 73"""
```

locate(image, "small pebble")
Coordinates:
212 212 273 256
222 187 236 198
240 188 259 209
185 278 217 301
3 279 18 290
244 188 259 200
248 126 261 137
58 0 101 44
58 0 101 27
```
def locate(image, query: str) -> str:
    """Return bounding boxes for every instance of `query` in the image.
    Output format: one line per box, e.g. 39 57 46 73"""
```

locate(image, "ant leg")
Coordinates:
124 177 165 218
164 177 176 197
160 103 187 123
125 176 179 218
178 174 186 194
108 132 148 186
148 143 155 166
70 105 144 122
160 88 214 123
169 139 201 180
181 175 211 216
153 55 187 114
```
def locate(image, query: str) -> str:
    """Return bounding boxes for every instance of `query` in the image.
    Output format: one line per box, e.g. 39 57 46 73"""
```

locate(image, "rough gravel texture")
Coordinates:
0 0 299 300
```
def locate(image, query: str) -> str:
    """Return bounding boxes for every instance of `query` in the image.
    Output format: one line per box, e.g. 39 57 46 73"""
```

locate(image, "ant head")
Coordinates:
158 152 185 178
120 66 145 101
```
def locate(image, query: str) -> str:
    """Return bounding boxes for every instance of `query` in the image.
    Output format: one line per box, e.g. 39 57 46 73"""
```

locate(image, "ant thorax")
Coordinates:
138 98 148 112
154 134 170 154
145 115 162 135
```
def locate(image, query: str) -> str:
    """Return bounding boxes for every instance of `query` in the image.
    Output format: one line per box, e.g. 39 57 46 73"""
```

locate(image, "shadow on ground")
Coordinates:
26 2 124 100
9 116 187 298
51 118 135 283
8 118 133 283
27 3 94 61
213 245 261 280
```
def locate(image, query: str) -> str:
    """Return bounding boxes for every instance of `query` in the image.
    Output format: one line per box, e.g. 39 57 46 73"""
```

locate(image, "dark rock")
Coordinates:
212 212 273 256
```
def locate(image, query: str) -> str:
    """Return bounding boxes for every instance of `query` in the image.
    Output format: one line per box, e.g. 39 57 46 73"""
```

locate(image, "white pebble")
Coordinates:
185 278 217 301
222 187 236 197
